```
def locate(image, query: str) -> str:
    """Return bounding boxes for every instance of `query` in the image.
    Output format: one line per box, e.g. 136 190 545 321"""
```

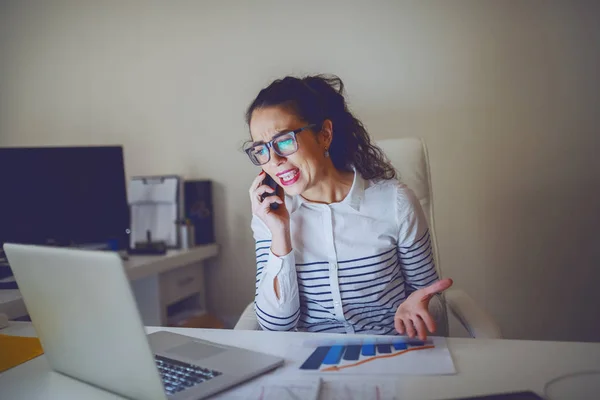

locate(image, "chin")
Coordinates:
281 179 307 197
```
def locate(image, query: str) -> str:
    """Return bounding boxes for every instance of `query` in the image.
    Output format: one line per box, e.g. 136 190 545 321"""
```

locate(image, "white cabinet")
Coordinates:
127 244 218 326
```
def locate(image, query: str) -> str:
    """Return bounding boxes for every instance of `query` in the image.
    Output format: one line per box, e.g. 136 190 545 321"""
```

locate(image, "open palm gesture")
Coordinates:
394 278 453 340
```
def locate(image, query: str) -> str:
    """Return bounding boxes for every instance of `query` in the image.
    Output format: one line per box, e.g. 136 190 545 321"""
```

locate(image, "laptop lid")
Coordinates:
3 243 166 400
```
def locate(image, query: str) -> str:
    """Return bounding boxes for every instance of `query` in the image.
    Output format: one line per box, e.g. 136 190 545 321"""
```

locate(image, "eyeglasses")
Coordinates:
244 124 315 166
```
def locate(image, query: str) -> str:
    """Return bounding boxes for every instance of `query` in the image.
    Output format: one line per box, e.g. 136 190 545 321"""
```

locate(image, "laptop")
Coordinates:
3 243 283 400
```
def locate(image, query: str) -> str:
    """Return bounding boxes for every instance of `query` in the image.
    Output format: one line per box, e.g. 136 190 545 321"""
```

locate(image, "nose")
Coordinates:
269 148 286 168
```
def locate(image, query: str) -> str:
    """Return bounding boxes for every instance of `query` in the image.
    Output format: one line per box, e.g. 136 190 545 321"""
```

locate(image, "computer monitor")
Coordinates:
0 145 130 250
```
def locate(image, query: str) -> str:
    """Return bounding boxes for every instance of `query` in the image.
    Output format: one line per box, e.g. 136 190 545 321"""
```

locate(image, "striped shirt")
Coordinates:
251 171 438 335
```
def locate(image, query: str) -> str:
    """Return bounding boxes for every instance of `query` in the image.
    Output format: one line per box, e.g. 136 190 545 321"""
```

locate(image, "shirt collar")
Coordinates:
288 169 365 214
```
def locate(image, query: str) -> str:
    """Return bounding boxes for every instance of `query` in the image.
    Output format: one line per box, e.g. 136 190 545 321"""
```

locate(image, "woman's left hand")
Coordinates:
394 278 453 340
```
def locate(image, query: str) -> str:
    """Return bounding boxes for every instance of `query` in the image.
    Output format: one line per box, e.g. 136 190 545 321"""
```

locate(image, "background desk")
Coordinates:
0 244 219 326
1 322 599 400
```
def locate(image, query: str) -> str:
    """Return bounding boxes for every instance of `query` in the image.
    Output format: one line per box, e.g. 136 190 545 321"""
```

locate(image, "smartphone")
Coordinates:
260 172 281 210
444 391 544 400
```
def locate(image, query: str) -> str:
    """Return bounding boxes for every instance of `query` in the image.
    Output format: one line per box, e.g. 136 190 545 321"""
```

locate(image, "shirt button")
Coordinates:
334 301 340 306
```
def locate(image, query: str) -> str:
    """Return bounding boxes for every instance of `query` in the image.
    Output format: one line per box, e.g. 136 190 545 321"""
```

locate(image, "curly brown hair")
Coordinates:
245 75 396 181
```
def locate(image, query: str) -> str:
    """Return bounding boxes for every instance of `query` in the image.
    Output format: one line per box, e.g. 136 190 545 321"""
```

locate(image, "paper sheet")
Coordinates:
286 336 456 376
321 380 396 400
211 378 320 400
210 377 396 400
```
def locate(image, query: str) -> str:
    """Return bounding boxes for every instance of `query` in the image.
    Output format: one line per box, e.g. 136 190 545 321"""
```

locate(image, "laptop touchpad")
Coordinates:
166 341 226 361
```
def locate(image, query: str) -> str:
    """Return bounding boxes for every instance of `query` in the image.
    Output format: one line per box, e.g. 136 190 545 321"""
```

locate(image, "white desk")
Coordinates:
1 322 599 400
0 287 25 320
123 245 218 281
127 245 219 326
0 245 219 326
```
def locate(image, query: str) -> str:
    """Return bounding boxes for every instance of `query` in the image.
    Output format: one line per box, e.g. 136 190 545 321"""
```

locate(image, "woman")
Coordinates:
244 75 453 339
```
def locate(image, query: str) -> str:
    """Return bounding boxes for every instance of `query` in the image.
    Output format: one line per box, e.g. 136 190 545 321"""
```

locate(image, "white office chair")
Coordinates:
234 138 502 339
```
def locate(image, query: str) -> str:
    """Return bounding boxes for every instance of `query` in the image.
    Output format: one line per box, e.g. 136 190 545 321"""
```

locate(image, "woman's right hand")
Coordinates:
250 171 292 296
249 171 290 237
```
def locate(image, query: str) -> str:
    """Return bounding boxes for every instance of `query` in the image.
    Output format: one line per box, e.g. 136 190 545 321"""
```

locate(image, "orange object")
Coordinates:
0 334 44 373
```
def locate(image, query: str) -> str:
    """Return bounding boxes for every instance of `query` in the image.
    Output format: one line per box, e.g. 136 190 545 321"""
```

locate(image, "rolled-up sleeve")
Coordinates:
252 216 300 331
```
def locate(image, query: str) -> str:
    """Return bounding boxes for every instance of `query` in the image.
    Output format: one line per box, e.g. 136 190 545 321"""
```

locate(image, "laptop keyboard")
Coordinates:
155 355 222 396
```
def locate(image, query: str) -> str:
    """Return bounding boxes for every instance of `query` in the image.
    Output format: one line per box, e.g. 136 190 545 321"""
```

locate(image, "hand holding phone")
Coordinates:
260 172 281 210
250 171 291 255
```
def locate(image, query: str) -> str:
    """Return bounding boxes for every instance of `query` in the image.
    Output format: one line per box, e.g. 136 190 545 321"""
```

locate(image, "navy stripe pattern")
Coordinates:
254 239 300 331
297 246 405 335
398 229 437 294
251 177 438 335
253 232 437 334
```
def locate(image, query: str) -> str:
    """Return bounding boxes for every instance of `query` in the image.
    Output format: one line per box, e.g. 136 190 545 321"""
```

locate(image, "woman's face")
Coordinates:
249 106 329 197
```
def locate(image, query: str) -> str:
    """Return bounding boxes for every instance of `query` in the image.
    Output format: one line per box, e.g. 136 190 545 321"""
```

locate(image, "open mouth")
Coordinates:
277 168 300 186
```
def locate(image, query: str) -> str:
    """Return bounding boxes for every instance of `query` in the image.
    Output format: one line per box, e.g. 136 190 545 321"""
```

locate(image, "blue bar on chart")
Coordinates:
343 345 361 361
323 345 345 365
300 346 331 370
392 341 407 350
361 341 376 356
376 344 392 354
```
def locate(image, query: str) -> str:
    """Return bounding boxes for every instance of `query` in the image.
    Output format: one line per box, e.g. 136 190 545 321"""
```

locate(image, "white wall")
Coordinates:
1 0 598 341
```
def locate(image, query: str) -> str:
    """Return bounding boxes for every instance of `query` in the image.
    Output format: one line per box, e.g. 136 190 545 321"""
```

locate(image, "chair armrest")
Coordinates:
233 302 261 330
445 289 503 339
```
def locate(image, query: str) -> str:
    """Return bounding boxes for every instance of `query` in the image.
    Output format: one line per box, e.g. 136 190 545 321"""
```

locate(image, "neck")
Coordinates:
301 165 355 204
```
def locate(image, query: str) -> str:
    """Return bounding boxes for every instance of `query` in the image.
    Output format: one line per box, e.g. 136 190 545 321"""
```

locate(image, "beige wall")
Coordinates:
1 1 598 341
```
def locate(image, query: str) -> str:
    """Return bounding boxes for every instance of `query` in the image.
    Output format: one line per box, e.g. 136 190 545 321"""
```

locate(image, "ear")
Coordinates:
318 119 334 148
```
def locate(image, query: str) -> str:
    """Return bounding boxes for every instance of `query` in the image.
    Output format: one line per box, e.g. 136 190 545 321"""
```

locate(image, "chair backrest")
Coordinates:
376 138 448 336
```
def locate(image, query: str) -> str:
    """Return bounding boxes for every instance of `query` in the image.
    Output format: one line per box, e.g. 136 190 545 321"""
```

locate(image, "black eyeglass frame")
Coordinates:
244 124 316 166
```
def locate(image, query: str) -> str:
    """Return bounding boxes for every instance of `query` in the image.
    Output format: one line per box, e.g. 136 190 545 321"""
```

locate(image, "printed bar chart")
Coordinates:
300 338 434 371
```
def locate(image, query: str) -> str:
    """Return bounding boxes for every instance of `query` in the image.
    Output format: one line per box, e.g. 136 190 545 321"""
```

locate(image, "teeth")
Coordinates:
280 170 298 181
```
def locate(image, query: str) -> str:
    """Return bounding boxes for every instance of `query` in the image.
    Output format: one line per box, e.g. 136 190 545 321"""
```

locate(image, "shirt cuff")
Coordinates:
262 249 295 305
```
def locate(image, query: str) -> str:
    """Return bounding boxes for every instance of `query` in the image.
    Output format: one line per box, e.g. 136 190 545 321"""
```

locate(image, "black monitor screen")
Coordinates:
0 146 130 249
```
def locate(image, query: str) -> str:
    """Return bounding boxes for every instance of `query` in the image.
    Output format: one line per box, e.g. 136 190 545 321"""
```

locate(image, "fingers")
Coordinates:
396 317 426 339
250 171 276 209
259 195 283 213
250 171 266 193
418 311 436 334
255 184 275 199
404 318 417 339
398 316 429 340
396 306 435 340
411 316 428 341
422 278 454 296
395 318 405 335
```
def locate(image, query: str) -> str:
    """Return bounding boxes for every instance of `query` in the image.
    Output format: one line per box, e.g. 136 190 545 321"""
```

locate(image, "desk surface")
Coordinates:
0 289 26 321
1 322 599 400
123 244 219 280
